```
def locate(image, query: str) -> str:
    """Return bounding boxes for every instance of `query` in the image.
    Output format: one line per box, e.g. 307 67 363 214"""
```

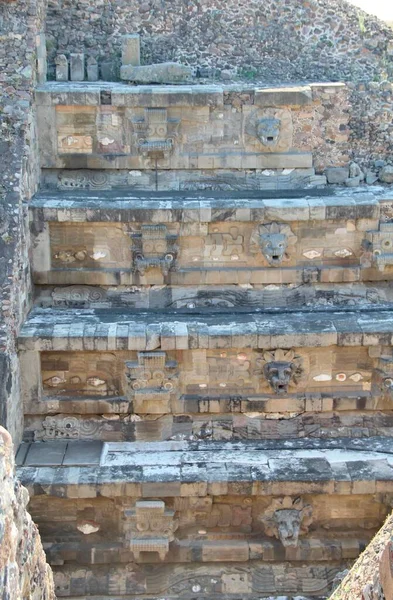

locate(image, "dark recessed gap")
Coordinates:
100 90 112 105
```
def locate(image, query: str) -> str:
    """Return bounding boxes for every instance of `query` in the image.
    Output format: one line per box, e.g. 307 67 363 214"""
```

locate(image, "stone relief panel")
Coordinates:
50 223 131 269
37 347 375 410
52 286 107 307
245 108 293 153
41 353 122 397
41 96 313 170
259 496 313 548
41 415 102 440
57 170 110 190
39 217 378 286
123 501 178 560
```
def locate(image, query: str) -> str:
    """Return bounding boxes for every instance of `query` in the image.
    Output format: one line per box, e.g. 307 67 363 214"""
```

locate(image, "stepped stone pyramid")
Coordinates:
14 43 393 598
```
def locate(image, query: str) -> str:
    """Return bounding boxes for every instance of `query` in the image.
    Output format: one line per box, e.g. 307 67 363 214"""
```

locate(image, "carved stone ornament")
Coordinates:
124 500 178 560
250 222 297 267
52 285 107 307
129 224 178 276
246 108 293 152
57 170 109 190
125 351 178 394
364 222 393 271
258 349 305 394
42 415 80 440
130 107 180 160
40 415 101 441
259 496 313 548
374 355 393 398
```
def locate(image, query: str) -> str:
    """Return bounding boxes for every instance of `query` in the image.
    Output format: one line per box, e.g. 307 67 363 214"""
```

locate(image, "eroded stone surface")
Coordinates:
0 427 55 600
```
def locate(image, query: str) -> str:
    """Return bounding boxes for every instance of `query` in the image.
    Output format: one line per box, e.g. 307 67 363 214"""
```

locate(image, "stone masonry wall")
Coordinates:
0 426 55 599
45 0 393 83
0 0 47 443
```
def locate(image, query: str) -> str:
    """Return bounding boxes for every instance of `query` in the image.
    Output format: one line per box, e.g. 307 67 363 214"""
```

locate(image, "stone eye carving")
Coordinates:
256 117 281 148
259 496 313 548
250 222 297 267
258 349 304 394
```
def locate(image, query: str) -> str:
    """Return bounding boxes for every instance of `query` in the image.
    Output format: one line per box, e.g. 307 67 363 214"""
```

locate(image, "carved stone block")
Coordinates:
250 222 297 267
55 54 68 81
364 223 393 271
246 108 293 152
259 496 313 548
125 351 178 414
129 108 180 160
130 224 178 276
257 349 305 394
124 500 178 560
70 53 84 81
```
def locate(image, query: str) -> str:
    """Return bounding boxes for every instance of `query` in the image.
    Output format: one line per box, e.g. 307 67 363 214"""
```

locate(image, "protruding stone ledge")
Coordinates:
255 86 313 106
17 308 393 351
16 438 393 498
30 190 381 223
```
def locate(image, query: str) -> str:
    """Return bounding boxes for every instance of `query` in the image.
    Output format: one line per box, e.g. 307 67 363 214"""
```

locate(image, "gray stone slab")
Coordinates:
15 443 30 466
24 441 68 466
62 441 103 465
267 457 332 481
70 53 85 81
120 62 193 84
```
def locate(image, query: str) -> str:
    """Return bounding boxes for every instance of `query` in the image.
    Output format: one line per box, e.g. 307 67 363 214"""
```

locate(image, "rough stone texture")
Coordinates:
0 0 47 444
330 512 393 599
349 82 393 170
0 426 55 599
45 0 393 83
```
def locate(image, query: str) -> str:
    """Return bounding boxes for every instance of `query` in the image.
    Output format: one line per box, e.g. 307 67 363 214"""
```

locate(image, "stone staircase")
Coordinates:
16 80 393 598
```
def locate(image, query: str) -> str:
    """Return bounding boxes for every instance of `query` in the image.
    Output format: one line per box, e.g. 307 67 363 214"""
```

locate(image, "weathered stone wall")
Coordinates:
0 0 47 443
0 426 55 599
45 0 393 83
349 81 393 170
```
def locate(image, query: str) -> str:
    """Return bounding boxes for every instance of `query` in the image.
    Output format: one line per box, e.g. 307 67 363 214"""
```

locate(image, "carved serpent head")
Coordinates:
256 117 281 148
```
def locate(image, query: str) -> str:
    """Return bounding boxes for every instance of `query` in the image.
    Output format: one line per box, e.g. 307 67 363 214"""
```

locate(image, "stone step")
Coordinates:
18 438 390 595
19 306 393 441
16 437 393 495
18 306 393 351
30 189 393 286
